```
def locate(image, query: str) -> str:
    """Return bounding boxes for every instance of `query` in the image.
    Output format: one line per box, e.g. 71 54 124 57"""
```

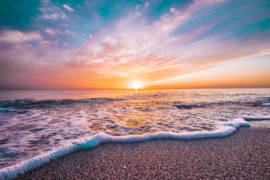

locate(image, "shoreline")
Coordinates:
0 118 249 179
14 125 270 179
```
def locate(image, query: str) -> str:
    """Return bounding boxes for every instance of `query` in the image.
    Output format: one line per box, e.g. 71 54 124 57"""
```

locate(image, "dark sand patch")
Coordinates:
15 127 270 179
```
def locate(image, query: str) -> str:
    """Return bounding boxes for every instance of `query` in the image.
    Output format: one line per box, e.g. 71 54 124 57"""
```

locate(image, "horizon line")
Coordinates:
1 86 270 91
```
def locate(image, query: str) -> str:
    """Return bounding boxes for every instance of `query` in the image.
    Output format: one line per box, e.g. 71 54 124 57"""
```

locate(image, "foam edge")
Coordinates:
0 118 250 180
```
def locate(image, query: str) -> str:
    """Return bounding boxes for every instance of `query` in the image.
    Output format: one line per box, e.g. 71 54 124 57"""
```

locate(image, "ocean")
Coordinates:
0 89 270 179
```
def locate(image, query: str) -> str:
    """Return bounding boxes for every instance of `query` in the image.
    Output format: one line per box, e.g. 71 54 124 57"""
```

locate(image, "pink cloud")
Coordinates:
0 30 43 44
1 0 269 89
44 28 56 35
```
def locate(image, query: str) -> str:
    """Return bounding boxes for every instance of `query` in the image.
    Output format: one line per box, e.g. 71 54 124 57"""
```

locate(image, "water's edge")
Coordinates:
0 117 254 180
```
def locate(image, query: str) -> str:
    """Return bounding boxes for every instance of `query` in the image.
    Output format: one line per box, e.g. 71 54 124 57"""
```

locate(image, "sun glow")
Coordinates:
130 80 143 89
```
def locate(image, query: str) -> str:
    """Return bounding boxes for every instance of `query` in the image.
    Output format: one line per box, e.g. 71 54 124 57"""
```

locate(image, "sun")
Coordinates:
130 80 142 89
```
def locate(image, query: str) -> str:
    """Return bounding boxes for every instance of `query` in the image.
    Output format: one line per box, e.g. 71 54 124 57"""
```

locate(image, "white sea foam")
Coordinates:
0 117 252 180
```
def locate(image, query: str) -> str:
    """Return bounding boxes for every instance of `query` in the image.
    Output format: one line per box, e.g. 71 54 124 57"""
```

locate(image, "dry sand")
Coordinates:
15 126 270 179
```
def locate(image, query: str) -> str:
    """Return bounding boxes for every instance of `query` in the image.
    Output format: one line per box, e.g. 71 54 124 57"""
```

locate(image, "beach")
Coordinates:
0 89 269 179
15 122 270 179
1 0 270 178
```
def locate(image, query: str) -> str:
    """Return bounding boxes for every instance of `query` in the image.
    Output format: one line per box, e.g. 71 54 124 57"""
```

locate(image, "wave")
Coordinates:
1 96 269 112
173 101 270 110
0 98 125 110
0 117 254 180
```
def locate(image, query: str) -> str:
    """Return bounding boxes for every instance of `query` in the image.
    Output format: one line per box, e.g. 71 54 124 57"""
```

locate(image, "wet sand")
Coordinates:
15 126 270 179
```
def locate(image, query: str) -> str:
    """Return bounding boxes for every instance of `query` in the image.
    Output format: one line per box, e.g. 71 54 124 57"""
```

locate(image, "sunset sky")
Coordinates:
0 0 269 90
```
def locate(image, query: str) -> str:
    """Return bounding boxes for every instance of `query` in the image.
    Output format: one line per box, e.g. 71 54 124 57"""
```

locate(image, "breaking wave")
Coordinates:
0 117 252 179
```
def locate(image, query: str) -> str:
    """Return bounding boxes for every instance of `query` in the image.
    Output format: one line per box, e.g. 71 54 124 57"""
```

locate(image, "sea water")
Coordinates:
0 89 270 179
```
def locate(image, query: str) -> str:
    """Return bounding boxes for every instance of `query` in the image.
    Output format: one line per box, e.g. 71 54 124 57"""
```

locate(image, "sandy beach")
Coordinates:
14 123 270 180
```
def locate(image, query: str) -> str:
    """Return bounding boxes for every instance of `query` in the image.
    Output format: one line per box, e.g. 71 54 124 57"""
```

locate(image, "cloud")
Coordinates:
67 0 269 81
44 28 55 35
135 5 140 11
39 1 69 20
170 8 176 13
41 12 67 20
135 3 149 11
42 13 59 20
63 4 75 11
0 30 43 44
0 0 269 89
40 41 50 44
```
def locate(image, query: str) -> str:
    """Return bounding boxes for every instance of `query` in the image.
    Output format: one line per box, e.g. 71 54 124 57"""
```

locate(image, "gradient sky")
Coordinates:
0 0 269 90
